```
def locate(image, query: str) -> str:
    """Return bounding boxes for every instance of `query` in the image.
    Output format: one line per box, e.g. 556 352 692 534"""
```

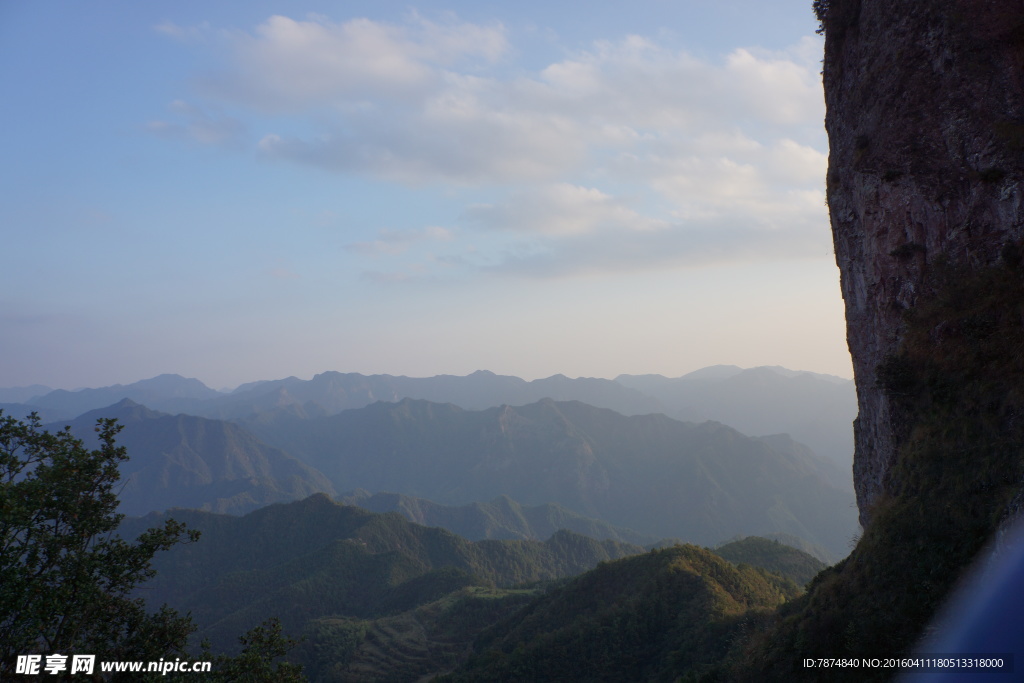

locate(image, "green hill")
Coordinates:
713 536 827 587
294 587 538 683
120 494 643 663
442 545 800 682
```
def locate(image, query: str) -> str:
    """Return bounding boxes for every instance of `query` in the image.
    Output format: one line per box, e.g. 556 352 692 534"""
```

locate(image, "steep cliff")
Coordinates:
719 4 1024 678
822 0 1024 525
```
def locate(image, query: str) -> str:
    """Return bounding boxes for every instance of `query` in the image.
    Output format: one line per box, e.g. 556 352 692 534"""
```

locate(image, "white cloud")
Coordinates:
170 15 823 184
256 99 582 184
201 14 507 110
722 46 823 125
478 212 831 279
158 14 829 275
465 184 669 235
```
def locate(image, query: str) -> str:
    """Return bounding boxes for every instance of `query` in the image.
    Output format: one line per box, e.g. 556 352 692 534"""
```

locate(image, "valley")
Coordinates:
3 365 854 680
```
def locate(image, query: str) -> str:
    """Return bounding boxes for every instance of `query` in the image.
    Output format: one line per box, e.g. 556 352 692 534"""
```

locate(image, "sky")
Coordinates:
0 0 851 391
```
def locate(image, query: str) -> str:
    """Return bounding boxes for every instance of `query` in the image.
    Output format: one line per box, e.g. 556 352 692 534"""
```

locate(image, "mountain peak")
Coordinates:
75 399 166 424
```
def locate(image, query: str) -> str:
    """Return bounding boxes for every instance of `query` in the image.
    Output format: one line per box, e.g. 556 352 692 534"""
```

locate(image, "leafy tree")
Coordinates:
199 618 306 683
0 411 198 676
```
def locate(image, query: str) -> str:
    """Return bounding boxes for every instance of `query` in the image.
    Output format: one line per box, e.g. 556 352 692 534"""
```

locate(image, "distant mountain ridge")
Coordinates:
15 387 856 557
3 368 854 478
242 397 857 557
337 490 655 546
191 369 667 421
51 399 335 516
617 366 856 468
0 384 53 403
26 374 222 418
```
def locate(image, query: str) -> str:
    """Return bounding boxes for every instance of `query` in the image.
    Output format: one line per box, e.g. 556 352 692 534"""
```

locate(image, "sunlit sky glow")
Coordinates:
0 0 851 391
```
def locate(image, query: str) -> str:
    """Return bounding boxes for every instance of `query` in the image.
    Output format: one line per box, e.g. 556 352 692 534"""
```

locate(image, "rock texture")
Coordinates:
822 0 1024 525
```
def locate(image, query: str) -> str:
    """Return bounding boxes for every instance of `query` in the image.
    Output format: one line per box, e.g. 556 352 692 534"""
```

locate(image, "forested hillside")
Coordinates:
442 545 800 682
119 495 642 668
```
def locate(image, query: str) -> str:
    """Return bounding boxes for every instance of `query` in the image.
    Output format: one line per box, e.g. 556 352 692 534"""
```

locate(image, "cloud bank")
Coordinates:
154 13 828 279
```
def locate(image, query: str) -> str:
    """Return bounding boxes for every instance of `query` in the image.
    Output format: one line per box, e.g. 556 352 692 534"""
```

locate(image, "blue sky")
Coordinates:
0 1 849 390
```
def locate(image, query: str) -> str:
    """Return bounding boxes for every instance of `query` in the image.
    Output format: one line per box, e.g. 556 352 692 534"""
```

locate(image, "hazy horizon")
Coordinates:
1 1 851 391
2 362 853 396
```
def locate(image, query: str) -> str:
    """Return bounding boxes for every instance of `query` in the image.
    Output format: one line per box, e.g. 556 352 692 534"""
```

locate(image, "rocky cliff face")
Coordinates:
822 0 1024 525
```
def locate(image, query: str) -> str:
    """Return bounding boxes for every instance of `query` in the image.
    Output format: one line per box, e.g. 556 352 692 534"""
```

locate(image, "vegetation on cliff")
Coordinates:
730 257 1024 680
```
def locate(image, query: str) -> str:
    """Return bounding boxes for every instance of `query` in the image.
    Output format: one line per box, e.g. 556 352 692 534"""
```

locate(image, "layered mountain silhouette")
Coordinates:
6 366 860 558
336 490 654 545
216 369 664 419
617 365 856 468
51 399 335 516
0 384 53 403
18 392 858 557
27 373 222 418
240 397 857 558
7 367 855 485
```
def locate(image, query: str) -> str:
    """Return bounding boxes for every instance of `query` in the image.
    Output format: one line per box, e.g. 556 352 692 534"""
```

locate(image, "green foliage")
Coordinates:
199 617 306 683
302 587 536 682
122 495 644 676
295 617 367 681
0 412 198 676
444 545 799 682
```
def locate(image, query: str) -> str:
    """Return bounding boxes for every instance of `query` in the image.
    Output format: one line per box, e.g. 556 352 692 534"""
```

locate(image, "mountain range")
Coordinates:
3 366 860 678
119 494 645 655
118 495 823 682
38 392 856 557
237 397 857 558
7 365 855 475
50 399 335 517
336 490 655 546
2 374 860 561
616 365 856 466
